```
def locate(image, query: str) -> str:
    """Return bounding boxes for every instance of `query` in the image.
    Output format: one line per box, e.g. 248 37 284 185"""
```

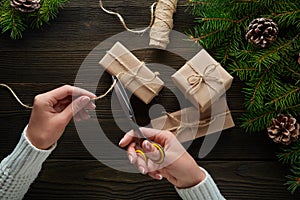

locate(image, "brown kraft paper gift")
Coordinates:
99 42 164 104
171 49 233 111
151 97 235 143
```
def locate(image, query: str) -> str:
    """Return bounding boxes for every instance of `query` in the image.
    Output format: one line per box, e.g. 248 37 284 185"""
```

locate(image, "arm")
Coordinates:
0 85 96 200
119 128 225 200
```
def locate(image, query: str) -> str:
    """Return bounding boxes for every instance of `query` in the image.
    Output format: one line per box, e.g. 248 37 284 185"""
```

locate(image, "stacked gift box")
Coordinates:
99 42 235 142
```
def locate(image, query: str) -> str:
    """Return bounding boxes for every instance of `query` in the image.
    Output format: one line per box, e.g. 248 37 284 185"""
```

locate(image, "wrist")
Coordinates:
179 164 206 189
26 125 52 150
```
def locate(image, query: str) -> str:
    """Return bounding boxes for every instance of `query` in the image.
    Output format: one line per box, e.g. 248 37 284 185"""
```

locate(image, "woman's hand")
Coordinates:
119 128 206 188
27 85 96 150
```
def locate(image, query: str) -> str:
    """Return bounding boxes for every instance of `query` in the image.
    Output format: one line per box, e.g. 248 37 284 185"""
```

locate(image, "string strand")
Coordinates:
0 84 33 109
0 80 119 109
162 110 230 137
105 50 160 95
99 0 157 34
92 78 117 101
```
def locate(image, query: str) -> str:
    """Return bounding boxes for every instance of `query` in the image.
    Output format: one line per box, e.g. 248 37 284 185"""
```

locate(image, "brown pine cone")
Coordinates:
245 18 279 48
10 0 41 13
267 114 300 145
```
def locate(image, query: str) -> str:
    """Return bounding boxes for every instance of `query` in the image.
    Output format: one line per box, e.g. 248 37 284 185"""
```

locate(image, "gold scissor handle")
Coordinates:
135 142 165 164
135 149 147 162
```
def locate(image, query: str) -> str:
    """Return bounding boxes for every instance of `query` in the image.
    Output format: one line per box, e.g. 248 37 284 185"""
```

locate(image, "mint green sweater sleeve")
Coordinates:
175 167 225 200
0 126 56 200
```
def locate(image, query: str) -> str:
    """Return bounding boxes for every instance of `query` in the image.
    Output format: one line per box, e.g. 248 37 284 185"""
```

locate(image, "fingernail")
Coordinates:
119 138 125 146
128 155 133 164
139 167 145 174
91 103 96 109
145 141 151 151
81 97 90 104
156 174 163 180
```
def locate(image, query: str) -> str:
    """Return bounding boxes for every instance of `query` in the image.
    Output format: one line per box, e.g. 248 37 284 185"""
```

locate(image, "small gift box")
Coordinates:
171 49 233 111
99 42 164 104
151 97 235 143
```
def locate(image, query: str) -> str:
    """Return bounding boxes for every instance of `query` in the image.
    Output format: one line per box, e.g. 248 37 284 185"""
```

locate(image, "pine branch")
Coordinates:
0 1 26 39
29 0 68 29
0 0 69 39
278 140 300 165
285 164 300 194
241 103 300 133
188 1 299 192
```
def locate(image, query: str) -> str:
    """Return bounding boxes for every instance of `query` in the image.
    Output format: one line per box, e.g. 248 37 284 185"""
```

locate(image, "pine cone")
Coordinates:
10 0 41 13
245 18 279 48
267 114 300 145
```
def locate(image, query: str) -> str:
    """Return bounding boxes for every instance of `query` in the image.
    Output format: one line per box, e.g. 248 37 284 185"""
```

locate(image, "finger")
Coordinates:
47 85 96 101
60 96 91 123
86 102 96 110
148 172 163 180
74 113 82 122
57 96 72 105
136 155 148 175
119 129 136 147
139 127 171 146
77 109 91 121
127 142 138 164
142 140 163 163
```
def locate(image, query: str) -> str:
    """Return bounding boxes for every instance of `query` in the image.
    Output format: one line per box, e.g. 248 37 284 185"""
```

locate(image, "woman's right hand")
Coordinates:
119 128 206 189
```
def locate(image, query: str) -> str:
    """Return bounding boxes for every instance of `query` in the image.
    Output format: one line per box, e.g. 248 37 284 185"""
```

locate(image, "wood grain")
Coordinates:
23 160 299 200
0 0 299 199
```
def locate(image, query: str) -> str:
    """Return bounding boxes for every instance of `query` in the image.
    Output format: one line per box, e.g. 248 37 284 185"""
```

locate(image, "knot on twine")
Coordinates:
185 63 223 98
106 50 160 96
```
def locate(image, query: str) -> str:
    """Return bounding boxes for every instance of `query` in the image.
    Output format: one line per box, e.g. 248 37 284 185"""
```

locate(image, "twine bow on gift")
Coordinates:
163 111 229 137
185 63 224 98
105 50 160 96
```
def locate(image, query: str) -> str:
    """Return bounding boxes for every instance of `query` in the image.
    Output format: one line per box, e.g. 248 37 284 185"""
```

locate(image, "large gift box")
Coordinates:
171 49 233 111
151 97 235 143
99 42 164 104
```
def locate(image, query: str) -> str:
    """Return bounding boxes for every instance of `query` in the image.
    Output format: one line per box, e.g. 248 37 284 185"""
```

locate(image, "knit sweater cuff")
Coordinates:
175 167 225 200
1 125 56 175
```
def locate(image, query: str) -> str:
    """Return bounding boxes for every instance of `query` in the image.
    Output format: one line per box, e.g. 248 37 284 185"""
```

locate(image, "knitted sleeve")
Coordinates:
175 167 225 200
0 126 56 200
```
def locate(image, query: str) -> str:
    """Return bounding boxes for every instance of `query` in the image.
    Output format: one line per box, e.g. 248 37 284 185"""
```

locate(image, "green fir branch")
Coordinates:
0 0 69 39
187 1 300 193
0 2 26 39
241 103 300 133
285 164 300 194
278 140 300 165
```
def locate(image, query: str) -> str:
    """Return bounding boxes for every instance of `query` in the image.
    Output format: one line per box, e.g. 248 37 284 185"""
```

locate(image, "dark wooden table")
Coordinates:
0 0 299 199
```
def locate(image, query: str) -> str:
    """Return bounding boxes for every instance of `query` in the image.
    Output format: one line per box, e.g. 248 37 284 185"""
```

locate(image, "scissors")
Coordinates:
113 76 165 164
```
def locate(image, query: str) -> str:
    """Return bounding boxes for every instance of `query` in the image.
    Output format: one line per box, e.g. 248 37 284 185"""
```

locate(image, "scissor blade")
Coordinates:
113 76 147 140
113 76 134 119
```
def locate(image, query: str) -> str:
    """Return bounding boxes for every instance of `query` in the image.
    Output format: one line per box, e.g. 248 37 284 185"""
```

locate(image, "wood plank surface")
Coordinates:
23 160 299 200
1 0 299 199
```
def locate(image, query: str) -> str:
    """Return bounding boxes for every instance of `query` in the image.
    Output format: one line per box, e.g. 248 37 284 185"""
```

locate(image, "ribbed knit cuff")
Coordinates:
0 125 56 176
175 167 225 200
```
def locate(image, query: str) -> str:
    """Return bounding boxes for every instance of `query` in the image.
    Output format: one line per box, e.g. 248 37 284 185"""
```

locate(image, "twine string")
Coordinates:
0 84 33 109
106 50 160 95
185 63 223 98
163 111 229 137
0 80 118 109
99 0 157 34
92 78 117 101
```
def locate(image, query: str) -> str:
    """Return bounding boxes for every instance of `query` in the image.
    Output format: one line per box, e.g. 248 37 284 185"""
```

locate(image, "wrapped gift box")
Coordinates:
151 97 235 143
171 49 233 111
99 42 164 104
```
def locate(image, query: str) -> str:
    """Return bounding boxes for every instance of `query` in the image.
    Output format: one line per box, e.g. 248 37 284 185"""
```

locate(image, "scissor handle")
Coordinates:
150 142 165 164
135 142 165 164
